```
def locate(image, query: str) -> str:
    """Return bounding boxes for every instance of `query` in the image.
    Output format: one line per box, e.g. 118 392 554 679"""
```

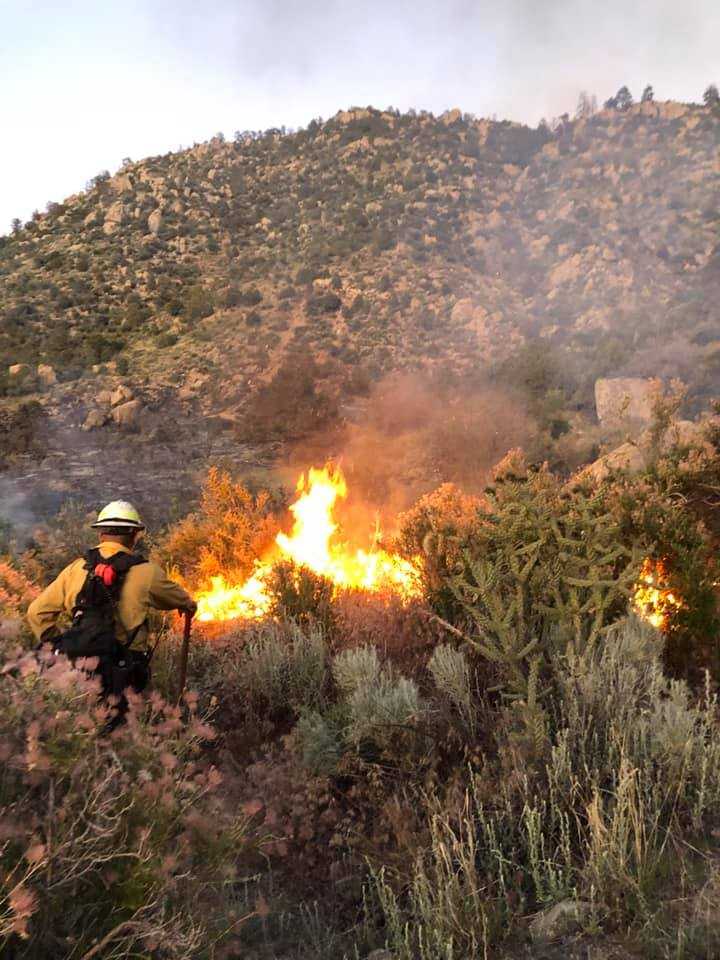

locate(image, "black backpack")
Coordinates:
54 549 151 695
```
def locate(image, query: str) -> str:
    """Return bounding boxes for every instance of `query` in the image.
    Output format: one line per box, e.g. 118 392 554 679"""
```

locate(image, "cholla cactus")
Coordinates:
449 470 638 701
295 708 344 776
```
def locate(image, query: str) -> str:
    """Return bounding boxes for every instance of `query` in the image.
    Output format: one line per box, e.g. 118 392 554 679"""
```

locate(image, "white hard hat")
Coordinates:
91 500 145 530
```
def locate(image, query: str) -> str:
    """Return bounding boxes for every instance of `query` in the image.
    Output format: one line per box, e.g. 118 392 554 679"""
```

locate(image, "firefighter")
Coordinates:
27 500 196 707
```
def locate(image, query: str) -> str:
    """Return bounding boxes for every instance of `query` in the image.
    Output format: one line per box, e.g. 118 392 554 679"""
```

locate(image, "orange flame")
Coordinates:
633 557 683 631
195 464 420 622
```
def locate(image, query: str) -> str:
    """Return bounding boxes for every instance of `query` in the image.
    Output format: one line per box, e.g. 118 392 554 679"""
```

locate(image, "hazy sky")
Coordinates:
1 0 718 233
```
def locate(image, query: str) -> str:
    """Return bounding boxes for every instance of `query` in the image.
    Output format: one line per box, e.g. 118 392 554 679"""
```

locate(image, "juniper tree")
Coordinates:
575 90 598 119
703 84 719 107
605 86 633 110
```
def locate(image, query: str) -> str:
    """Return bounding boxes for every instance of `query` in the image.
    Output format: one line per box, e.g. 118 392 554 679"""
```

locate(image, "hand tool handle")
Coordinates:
177 610 192 704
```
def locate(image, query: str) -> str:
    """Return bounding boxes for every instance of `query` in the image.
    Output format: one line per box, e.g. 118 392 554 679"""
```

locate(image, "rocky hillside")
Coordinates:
0 99 718 513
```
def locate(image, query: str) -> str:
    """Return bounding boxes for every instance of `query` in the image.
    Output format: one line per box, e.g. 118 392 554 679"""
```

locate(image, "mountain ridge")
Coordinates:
0 98 718 508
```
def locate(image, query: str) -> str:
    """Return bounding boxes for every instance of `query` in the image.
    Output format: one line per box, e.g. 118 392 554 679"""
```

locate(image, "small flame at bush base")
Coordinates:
633 558 683 631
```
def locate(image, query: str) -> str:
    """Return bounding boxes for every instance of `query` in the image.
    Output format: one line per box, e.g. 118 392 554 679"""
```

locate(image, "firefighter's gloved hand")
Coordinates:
181 601 198 619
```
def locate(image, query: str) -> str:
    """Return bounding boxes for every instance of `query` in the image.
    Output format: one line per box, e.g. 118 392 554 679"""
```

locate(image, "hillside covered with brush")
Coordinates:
0 97 718 515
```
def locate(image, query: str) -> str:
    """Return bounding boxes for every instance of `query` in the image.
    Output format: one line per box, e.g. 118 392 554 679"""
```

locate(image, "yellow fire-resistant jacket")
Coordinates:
27 541 193 647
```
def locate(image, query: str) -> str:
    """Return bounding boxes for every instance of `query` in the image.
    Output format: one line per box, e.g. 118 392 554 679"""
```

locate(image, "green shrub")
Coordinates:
294 708 345 776
0 401 47 460
267 560 335 633
295 266 317 285
183 284 214 322
428 644 476 737
239 355 338 442
238 286 263 306
332 645 381 696
367 616 720 954
305 292 342 316
346 673 424 752
295 646 428 774
241 621 328 715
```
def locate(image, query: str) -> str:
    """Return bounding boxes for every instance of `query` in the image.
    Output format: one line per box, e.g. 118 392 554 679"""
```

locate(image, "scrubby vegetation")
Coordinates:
0 85 717 958
2 420 718 958
0 99 718 477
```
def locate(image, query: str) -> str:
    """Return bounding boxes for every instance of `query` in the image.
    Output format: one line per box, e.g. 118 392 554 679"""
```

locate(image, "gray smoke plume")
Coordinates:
283 370 535 537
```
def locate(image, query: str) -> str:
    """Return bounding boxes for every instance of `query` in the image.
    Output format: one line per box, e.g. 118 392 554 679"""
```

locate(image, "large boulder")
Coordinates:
111 399 143 428
441 107 462 125
178 370 209 401
450 298 475 324
82 408 109 431
103 201 127 235
36 364 56 386
110 385 134 407
581 441 647 483
111 172 133 194
147 209 163 235
595 377 661 425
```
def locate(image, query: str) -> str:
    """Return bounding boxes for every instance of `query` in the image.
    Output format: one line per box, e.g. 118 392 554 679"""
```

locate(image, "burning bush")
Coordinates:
179 463 422 625
161 466 279 588
398 434 720 688
396 482 484 612
0 559 38 620
266 560 336 633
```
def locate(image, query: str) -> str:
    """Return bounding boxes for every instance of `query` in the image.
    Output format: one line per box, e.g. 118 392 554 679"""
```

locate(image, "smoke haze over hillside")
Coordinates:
1 0 718 230
282 372 535 533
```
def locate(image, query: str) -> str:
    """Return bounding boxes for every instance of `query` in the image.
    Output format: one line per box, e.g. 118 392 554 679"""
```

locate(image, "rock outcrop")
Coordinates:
529 899 592 942
147 209 163 236
110 385 134 407
82 408 109 431
111 399 143 428
595 378 661 425
103 201 127 235
37 364 56 386
582 441 647 483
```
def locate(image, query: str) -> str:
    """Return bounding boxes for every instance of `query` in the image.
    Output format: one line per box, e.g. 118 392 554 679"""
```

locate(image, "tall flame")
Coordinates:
195 464 420 622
